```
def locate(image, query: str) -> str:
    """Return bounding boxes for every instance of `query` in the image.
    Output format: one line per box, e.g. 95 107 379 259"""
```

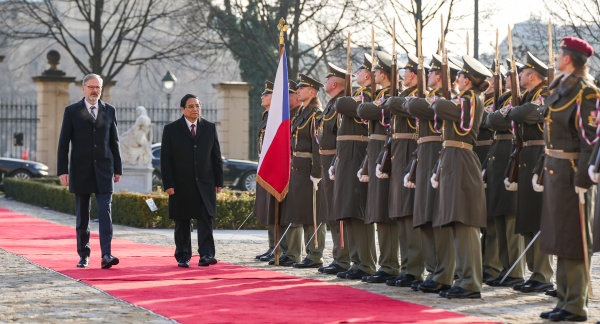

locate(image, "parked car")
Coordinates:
151 143 257 191
0 157 49 185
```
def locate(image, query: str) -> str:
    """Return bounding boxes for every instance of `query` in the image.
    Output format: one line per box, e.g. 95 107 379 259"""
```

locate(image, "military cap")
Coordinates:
460 55 493 85
560 36 594 57
489 59 507 78
372 51 393 75
297 73 324 89
447 56 463 79
523 51 548 77
505 58 524 76
262 80 273 95
401 53 431 73
428 54 460 73
356 53 373 73
288 79 298 93
326 62 347 79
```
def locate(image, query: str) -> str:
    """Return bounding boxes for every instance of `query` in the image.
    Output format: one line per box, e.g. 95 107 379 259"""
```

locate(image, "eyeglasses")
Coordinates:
185 104 201 109
85 85 102 90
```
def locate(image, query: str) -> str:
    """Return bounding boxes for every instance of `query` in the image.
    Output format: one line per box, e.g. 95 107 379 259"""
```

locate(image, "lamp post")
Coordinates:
161 71 177 108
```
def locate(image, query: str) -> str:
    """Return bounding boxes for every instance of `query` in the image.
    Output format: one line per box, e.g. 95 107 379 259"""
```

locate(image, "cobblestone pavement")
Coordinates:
1 195 600 323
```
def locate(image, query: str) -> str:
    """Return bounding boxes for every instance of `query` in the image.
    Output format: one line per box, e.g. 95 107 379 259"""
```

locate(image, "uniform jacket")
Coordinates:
318 92 343 222
161 116 224 219
57 98 122 194
253 111 276 225
540 73 599 258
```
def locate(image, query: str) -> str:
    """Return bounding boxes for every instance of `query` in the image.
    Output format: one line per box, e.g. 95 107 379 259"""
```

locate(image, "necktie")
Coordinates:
90 106 97 119
191 124 196 137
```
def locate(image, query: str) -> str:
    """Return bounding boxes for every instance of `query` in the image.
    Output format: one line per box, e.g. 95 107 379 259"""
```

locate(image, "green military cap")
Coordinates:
372 51 393 75
489 59 507 78
262 80 273 95
297 73 324 89
429 54 461 75
288 79 298 93
357 53 373 73
505 58 525 76
460 55 493 85
326 62 347 79
447 56 463 80
523 51 548 77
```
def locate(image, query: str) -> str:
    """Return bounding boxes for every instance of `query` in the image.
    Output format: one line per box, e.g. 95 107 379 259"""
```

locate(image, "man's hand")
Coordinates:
59 174 69 186
588 165 599 183
375 164 388 179
216 187 222 193
166 188 175 195
532 174 544 192
114 174 121 183
504 178 518 191
328 165 335 181
430 173 439 189
404 173 415 188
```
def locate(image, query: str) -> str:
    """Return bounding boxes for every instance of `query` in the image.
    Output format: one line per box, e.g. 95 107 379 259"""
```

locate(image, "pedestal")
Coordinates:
114 164 153 193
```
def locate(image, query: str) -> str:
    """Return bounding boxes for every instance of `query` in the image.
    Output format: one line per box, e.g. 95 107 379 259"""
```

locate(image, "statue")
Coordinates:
120 106 152 165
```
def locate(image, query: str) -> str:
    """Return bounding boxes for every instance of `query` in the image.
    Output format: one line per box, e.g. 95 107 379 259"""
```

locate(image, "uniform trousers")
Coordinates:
286 223 326 263
327 221 350 269
396 217 424 279
495 213 525 278
267 225 289 255
452 222 483 292
481 217 502 277
420 223 455 285
375 222 400 275
346 218 376 274
555 256 590 317
523 231 553 283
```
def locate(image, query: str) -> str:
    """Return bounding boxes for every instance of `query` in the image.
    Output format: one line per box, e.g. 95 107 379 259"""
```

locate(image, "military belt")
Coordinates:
392 133 418 140
293 152 313 159
544 149 580 160
319 149 336 155
417 136 443 144
475 140 493 146
368 134 387 141
443 140 473 150
523 140 545 147
337 135 369 142
494 134 515 141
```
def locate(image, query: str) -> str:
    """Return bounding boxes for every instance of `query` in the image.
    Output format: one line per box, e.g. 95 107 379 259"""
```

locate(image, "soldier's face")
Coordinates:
556 49 569 72
261 93 272 110
373 69 385 85
325 77 336 94
289 92 299 108
457 73 469 91
356 69 370 86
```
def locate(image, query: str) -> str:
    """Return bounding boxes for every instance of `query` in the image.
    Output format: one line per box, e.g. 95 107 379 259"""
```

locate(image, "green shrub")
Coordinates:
3 178 264 230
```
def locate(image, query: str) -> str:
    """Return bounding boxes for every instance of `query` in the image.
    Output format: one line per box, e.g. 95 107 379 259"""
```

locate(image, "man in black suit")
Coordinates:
161 94 224 268
57 73 123 269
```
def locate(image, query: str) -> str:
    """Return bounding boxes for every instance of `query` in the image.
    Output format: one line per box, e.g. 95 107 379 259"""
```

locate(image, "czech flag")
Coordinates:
256 49 291 202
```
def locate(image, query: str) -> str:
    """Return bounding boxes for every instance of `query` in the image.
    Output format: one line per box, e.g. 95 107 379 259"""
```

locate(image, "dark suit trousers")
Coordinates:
76 193 113 258
174 204 215 262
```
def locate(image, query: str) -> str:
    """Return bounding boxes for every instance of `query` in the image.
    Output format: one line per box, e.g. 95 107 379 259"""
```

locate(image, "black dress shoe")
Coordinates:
487 276 524 287
101 254 119 269
255 249 273 260
412 279 429 291
438 289 450 298
445 286 481 299
548 309 587 322
386 275 403 286
395 274 419 287
482 272 495 282
337 269 353 279
292 258 323 269
546 289 558 297
269 256 295 266
268 256 286 265
346 269 370 280
418 280 451 293
520 280 554 293
366 271 397 284
198 255 218 266
77 257 89 268
178 260 190 268
259 254 273 262
322 264 346 275
540 308 561 319
513 280 527 291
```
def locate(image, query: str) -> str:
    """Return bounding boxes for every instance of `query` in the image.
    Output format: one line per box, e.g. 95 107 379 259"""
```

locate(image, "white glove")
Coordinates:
376 164 389 179
357 168 363 180
532 174 544 192
575 186 588 204
328 165 335 181
504 178 518 191
404 173 416 188
481 169 487 189
430 173 439 189
357 168 369 182
310 175 321 191
588 165 599 183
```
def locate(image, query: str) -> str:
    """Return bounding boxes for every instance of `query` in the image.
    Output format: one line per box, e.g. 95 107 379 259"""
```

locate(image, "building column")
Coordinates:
212 82 252 160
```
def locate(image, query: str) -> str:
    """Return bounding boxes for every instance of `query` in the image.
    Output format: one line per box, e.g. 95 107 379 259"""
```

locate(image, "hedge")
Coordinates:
3 177 265 230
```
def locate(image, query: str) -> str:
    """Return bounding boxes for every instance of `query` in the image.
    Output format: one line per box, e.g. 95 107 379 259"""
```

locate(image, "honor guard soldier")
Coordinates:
405 54 457 294
539 37 598 322
281 74 325 268
333 54 377 279
356 51 399 283
377 52 423 288
289 80 302 124
312 63 350 272
430 55 492 299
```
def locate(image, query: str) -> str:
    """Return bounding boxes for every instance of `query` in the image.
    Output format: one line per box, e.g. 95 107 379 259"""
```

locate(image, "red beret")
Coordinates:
560 36 594 57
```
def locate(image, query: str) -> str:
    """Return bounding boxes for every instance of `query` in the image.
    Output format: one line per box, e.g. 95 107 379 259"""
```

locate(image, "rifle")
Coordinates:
506 25 522 184
370 25 376 100
416 20 426 98
440 15 451 100
379 20 397 174
493 29 502 112
547 19 555 84
407 149 418 182
345 31 353 97
359 155 369 182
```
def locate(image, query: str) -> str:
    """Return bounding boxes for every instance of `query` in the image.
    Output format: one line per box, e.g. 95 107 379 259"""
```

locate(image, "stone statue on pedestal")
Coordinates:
120 106 152 166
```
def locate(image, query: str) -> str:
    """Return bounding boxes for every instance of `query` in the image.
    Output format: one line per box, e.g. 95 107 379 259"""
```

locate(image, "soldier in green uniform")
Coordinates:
281 74 325 268
308 63 350 272
538 37 598 322
356 51 398 283
431 55 491 299
333 54 377 279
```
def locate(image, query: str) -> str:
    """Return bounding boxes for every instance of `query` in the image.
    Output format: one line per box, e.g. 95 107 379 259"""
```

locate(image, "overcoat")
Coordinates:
161 116 224 220
57 98 122 194
253 111 276 225
540 74 598 258
432 89 486 228
331 88 371 221
318 92 343 222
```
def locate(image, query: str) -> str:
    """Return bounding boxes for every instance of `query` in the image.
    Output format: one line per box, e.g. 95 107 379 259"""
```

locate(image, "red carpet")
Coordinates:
0 207 494 323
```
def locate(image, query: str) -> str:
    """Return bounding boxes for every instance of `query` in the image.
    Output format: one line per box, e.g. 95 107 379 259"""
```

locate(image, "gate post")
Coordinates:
212 82 253 160
32 50 76 175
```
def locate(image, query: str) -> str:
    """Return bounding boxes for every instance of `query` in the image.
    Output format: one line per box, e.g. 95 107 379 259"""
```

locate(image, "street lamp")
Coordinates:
161 71 177 108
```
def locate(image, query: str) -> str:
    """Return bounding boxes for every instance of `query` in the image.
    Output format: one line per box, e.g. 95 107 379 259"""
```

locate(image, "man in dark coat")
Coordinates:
57 73 122 269
161 94 224 268
538 37 598 322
